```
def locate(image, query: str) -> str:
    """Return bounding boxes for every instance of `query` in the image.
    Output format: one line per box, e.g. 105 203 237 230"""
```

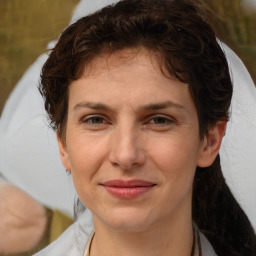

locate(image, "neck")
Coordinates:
90 212 194 256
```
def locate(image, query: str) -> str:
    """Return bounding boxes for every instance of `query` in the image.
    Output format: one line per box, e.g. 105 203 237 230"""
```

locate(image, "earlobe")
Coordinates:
57 133 71 171
197 121 226 167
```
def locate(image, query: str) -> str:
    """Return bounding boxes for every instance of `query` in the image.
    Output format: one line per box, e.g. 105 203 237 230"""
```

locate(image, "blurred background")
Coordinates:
0 1 255 255
0 0 79 114
0 0 256 114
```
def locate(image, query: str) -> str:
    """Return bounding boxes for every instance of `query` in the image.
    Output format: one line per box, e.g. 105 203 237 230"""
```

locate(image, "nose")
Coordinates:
109 125 146 170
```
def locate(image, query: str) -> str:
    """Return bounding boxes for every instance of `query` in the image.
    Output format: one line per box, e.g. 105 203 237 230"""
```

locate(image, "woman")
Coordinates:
35 0 256 255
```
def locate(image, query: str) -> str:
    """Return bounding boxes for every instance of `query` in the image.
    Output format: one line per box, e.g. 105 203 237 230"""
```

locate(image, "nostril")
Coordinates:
111 162 119 168
109 151 146 171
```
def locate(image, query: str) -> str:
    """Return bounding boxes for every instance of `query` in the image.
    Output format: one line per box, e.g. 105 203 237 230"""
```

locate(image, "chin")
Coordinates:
107 220 150 233
99 208 156 233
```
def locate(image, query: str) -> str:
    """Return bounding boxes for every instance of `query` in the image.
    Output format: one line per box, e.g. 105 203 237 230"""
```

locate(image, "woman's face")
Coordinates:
58 49 208 232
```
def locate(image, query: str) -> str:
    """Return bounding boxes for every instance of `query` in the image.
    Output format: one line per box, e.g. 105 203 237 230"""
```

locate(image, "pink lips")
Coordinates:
101 179 155 199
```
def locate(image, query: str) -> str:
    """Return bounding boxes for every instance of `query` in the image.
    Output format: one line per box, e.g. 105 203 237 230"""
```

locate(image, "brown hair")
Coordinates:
39 0 256 254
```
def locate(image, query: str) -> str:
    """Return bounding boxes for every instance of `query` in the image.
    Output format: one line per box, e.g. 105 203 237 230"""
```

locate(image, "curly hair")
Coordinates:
39 0 256 255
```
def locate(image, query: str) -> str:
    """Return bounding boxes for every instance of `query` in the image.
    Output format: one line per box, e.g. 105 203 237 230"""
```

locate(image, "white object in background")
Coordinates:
220 42 256 230
0 53 75 216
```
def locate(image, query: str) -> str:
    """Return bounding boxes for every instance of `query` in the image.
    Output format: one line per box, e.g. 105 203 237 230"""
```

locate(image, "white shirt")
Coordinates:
34 210 217 256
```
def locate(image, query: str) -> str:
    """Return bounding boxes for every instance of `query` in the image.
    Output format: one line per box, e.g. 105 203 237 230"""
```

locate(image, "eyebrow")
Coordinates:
73 102 112 112
139 101 186 112
73 100 186 113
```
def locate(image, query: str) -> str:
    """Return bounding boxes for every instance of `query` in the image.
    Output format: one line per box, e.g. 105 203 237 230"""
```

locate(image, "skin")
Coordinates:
58 48 225 256
0 182 47 254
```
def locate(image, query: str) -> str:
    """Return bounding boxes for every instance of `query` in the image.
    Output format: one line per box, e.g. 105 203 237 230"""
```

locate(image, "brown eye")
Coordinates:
88 117 105 124
80 115 111 131
149 116 174 125
144 115 177 132
81 115 110 128
152 117 169 124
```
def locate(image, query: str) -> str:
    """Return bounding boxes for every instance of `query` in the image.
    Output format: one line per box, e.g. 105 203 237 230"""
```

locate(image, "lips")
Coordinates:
100 179 156 199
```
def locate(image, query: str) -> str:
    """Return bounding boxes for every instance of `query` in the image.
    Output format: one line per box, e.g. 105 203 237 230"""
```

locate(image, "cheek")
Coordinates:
68 132 107 168
148 133 199 186
66 134 108 194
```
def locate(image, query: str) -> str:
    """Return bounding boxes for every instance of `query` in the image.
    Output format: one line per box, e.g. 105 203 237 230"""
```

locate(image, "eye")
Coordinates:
144 115 176 131
87 116 105 124
148 115 175 125
149 116 172 124
80 115 110 130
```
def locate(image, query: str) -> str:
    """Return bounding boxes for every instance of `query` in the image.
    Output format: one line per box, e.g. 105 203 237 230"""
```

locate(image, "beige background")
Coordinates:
0 0 79 113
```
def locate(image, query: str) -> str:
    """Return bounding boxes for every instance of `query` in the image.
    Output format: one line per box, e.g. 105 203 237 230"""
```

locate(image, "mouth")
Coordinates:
100 179 156 199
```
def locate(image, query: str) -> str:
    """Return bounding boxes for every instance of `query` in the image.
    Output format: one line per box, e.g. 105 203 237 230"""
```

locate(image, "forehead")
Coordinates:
71 48 187 100
68 48 197 119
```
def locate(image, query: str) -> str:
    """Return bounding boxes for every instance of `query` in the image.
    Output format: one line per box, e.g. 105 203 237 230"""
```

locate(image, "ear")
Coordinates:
197 121 226 167
57 132 71 171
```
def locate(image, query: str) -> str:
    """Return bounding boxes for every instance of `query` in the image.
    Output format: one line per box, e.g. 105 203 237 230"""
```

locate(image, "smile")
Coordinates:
100 179 156 199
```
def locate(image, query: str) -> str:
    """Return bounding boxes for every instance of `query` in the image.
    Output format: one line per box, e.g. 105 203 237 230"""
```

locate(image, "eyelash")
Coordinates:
81 115 109 126
80 114 176 130
147 115 175 125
